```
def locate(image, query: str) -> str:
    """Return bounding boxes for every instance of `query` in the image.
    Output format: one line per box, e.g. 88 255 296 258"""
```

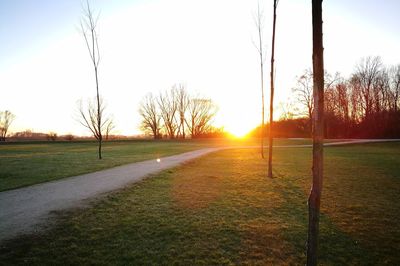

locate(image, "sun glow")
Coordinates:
226 125 251 139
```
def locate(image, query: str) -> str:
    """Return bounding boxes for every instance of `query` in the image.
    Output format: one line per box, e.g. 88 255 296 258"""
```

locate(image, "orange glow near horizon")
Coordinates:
225 125 251 139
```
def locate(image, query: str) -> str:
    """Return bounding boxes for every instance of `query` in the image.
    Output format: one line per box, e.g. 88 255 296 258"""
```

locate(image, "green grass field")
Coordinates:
0 138 314 191
1 142 399 264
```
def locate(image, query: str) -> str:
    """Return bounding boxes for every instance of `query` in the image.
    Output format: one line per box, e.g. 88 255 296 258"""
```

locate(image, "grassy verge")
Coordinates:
0 138 313 191
1 142 399 264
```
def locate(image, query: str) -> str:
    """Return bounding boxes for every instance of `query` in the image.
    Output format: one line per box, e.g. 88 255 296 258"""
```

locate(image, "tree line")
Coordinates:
251 56 400 139
139 84 218 139
324 56 400 138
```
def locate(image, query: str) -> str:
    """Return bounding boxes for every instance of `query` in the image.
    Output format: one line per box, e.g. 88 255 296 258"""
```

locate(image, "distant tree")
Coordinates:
139 93 161 139
293 69 314 122
46 132 58 141
21 129 33 138
77 97 113 145
158 88 178 139
253 4 266 158
307 0 325 265
353 56 383 120
293 70 338 135
330 78 351 137
105 120 115 140
0 110 16 141
64 134 75 141
388 64 400 112
267 0 278 178
278 100 297 121
138 87 218 139
186 97 217 138
175 84 190 139
79 0 104 159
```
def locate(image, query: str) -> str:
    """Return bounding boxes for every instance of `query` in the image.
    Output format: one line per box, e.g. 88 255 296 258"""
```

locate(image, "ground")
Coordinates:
0 141 399 264
0 138 315 191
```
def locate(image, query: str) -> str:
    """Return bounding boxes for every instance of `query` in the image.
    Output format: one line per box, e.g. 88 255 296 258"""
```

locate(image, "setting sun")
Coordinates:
226 125 250 138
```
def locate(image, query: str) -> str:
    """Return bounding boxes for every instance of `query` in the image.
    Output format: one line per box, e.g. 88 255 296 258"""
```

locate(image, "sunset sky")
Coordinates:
0 0 399 137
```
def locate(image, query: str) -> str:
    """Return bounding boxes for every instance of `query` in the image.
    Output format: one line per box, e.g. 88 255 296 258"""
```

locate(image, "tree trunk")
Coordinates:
256 7 265 159
260 54 265 158
95 66 102 160
268 0 277 178
307 0 324 265
98 138 102 159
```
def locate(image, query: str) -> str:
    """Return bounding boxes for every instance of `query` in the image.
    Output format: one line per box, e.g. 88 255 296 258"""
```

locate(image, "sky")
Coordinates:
0 0 399 137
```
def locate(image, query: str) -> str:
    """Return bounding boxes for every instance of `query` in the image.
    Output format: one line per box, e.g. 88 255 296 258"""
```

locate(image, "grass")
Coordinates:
0 138 314 191
0 142 399 264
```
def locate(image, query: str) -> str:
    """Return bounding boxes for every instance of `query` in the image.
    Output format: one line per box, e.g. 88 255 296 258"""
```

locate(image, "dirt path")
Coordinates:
0 148 221 241
0 139 398 242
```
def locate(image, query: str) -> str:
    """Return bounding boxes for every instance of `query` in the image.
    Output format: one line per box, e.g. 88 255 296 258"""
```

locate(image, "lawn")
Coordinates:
1 142 399 264
0 138 313 191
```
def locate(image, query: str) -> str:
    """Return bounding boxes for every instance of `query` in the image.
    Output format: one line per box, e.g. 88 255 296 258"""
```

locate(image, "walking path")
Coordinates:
0 139 398 242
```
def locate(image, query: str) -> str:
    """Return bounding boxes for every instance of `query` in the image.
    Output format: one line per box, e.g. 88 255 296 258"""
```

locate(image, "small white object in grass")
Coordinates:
156 158 161 163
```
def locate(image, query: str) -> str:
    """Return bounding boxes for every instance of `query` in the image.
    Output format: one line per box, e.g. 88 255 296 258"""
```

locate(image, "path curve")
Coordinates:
0 139 398 241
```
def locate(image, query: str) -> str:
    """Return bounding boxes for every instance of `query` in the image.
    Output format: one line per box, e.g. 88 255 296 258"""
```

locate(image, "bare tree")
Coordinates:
354 56 383 120
186 97 217 138
293 70 336 135
293 69 314 122
158 88 178 139
175 84 190 139
46 132 58 141
389 64 400 112
278 100 296 121
78 97 112 145
105 119 115 140
0 110 16 141
267 0 278 178
334 80 351 136
139 93 161 139
64 134 75 141
307 0 324 265
80 0 103 159
254 4 266 158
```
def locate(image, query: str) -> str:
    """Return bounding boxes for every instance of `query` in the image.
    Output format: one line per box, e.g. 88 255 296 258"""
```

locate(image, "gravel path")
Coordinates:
0 148 220 241
0 139 398 242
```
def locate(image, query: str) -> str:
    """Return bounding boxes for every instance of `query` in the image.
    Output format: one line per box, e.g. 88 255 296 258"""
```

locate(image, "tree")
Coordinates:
354 56 383 120
46 132 58 141
293 69 314 123
388 64 400 112
158 88 178 139
254 4 266 158
138 87 218 139
80 0 104 159
78 97 113 145
105 119 115 140
0 110 16 141
139 93 161 139
64 134 75 141
186 97 217 138
293 70 337 135
268 0 278 178
307 0 324 265
175 84 190 139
